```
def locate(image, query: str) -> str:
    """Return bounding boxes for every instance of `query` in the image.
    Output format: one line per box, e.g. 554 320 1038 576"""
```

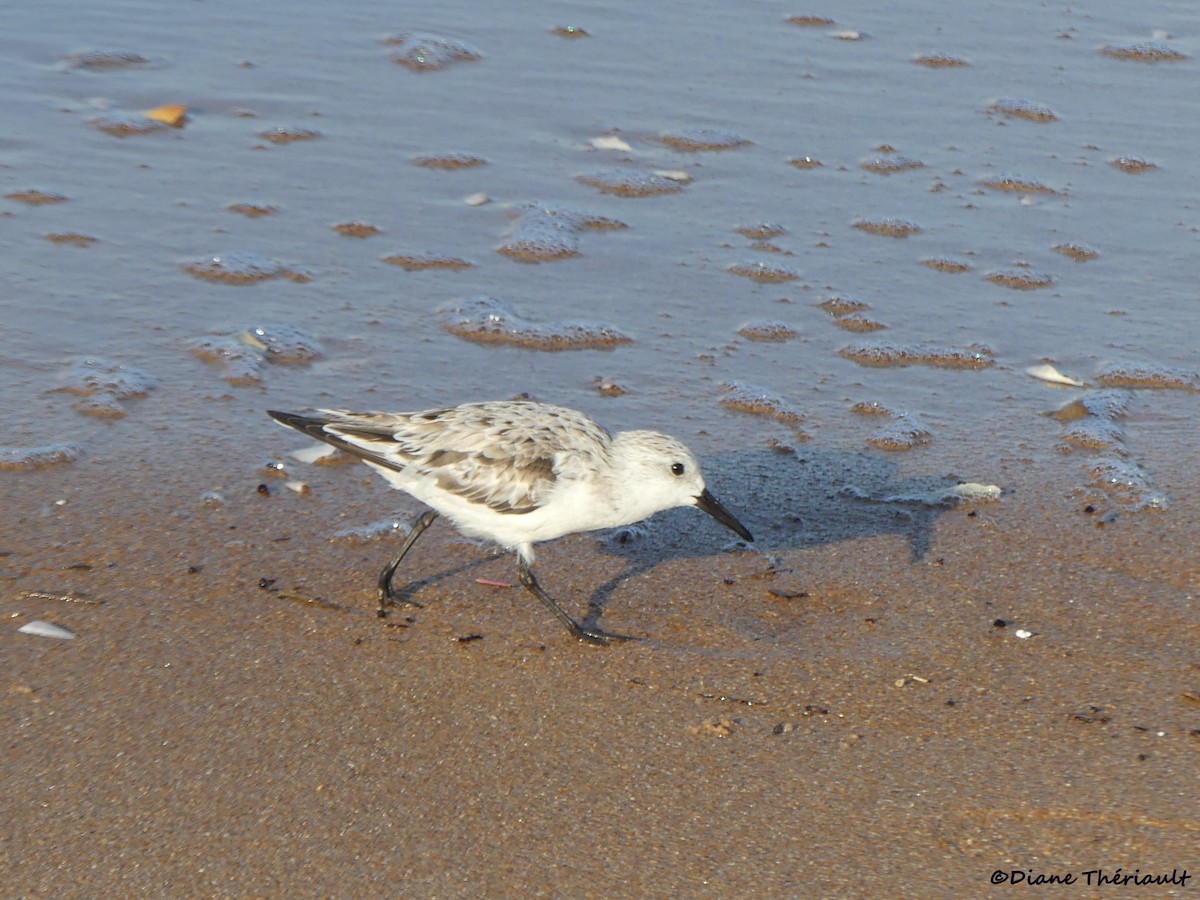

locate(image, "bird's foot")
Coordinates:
571 623 638 646
376 588 423 618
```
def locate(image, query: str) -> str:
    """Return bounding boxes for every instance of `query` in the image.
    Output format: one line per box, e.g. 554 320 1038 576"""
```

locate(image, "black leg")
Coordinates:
377 509 439 617
517 557 635 646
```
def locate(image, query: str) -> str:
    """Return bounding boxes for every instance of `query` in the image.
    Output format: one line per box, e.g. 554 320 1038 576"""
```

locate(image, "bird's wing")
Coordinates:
271 402 611 515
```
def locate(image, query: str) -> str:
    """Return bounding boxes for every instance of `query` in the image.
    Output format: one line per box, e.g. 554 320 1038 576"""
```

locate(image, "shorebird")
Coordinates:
268 400 752 644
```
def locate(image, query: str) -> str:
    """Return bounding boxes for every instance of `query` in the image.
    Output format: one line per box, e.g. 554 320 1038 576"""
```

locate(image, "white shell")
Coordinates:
18 620 76 640
948 482 1003 502
289 443 339 464
590 135 632 152
653 169 691 183
1026 363 1085 387
463 192 490 207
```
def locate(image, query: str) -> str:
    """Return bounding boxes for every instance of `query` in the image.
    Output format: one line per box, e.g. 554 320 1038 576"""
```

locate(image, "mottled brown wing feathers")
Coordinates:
272 402 609 515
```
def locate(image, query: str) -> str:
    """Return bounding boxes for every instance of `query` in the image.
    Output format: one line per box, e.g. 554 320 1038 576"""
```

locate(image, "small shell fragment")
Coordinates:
948 483 1002 502
1014 629 1034 639
18 620 76 640
143 104 187 126
285 480 310 495
463 192 490 207
653 169 692 183
1026 363 1085 387
591 135 632 152
289 444 339 464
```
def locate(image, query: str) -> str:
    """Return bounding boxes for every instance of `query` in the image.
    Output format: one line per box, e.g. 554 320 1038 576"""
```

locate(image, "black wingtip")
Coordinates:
267 409 329 440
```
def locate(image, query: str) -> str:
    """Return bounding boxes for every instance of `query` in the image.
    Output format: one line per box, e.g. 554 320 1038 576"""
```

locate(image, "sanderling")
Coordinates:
268 400 753 644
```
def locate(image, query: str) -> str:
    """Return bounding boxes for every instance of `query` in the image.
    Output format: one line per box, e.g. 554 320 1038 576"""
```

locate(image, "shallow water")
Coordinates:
3 1 1196 493
3 0 1196 623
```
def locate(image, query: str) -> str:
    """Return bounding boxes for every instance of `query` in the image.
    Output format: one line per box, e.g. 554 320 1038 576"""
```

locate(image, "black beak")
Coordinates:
695 488 754 542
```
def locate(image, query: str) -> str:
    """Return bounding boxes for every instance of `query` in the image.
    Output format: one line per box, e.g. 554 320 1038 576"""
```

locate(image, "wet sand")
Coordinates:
5 448 1197 895
3 0 1198 895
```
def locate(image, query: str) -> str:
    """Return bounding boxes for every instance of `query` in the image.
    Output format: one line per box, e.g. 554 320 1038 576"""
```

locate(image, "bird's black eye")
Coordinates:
671 462 685 476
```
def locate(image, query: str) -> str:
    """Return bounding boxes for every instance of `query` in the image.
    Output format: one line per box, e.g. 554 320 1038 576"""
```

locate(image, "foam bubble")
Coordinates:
61 358 155 399
190 337 264 386
867 413 931 451
228 203 278 218
385 32 482 71
1051 391 1128 451
439 296 632 350
183 253 310 285
852 217 921 238
920 257 972 273
979 175 1059 194
861 155 924 175
1052 243 1098 262
71 395 125 418
913 54 969 68
1110 157 1157 174
333 222 381 238
834 313 887 332
1079 390 1132 419
57 357 155 418
63 50 154 70
657 127 752 152
410 153 488 169
736 321 800 342
840 341 994 369
985 269 1055 290
735 223 787 240
192 325 322 385
497 204 626 263
818 295 869 316
382 253 473 271
1096 362 1198 390
1086 458 1167 508
499 216 578 261
843 482 1000 506
0 444 83 471
989 98 1058 122
88 115 169 137
1100 42 1187 62
1061 418 1125 452
850 400 892 416
332 518 412 544
242 325 323 364
1047 391 1130 423
257 126 322 144
720 382 806 426
576 169 685 197
727 261 800 283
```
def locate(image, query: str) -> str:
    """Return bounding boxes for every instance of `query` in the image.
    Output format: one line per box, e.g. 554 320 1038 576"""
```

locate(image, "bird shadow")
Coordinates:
327 445 985 639
579 445 982 629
